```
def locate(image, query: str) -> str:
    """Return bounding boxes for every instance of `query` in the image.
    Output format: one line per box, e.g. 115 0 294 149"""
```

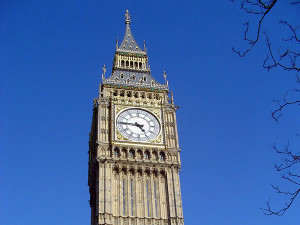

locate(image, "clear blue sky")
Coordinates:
1 1 299 225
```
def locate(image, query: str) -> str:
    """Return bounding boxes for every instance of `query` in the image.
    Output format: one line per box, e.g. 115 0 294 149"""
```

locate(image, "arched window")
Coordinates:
121 60 125 67
114 148 120 157
129 150 135 159
159 152 165 161
126 61 129 67
144 151 150 160
152 151 158 160
137 150 143 160
130 61 133 68
121 148 127 158
139 62 142 69
135 62 138 68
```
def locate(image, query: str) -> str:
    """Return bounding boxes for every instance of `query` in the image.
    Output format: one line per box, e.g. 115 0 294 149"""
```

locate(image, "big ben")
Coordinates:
88 10 184 225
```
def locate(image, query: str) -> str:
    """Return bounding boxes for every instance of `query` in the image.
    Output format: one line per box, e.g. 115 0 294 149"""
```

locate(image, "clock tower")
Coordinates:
88 10 184 225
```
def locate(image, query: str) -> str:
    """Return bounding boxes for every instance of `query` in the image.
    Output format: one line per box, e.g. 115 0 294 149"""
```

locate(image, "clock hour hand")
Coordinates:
134 122 145 132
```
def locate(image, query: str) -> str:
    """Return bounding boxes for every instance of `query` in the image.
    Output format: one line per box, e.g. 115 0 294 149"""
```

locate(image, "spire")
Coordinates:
118 10 143 52
102 11 169 91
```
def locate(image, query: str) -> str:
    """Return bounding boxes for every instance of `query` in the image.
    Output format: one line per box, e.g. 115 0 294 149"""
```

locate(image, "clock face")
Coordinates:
116 108 160 142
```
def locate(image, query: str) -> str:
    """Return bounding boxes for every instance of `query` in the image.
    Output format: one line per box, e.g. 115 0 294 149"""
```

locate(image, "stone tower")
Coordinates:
88 10 184 225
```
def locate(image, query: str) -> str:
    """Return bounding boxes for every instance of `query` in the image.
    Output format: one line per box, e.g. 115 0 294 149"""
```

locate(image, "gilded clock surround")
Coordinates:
88 10 184 225
114 105 163 145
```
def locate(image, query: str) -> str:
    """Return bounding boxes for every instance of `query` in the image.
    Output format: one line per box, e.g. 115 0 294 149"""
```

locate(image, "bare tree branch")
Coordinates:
261 143 300 215
271 97 300 122
233 0 300 215
262 187 300 215
233 0 278 56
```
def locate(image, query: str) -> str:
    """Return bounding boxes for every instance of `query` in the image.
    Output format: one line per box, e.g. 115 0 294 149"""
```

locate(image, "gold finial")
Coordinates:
102 64 106 80
116 37 119 50
124 10 131 24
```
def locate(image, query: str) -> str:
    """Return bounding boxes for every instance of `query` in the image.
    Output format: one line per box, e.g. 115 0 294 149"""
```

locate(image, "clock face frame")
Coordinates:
116 108 161 142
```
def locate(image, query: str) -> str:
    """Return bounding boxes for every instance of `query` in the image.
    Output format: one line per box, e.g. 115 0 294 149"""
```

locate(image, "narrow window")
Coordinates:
122 179 126 216
130 179 134 216
144 151 150 160
154 181 158 217
129 150 134 159
159 152 165 161
146 180 150 217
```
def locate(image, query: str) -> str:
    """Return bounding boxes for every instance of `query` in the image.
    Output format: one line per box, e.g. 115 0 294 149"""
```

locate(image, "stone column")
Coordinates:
98 162 105 224
166 168 176 220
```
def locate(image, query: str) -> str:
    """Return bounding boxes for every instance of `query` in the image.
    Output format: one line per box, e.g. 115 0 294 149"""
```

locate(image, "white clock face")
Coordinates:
116 108 160 142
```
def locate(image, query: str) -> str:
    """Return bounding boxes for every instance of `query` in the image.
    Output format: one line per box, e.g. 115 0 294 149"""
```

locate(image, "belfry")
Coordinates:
88 10 184 225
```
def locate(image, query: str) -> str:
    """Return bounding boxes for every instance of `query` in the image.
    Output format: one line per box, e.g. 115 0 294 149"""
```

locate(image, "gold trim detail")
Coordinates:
116 130 129 141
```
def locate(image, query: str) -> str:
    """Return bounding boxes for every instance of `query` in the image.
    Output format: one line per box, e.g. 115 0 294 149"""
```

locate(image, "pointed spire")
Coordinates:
118 10 143 52
103 11 169 91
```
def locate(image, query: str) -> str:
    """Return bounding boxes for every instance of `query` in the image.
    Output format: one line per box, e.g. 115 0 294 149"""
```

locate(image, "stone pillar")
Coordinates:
166 168 176 224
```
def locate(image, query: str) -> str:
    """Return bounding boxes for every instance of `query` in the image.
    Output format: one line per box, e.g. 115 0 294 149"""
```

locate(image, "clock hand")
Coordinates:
118 121 138 126
134 122 145 132
118 121 145 131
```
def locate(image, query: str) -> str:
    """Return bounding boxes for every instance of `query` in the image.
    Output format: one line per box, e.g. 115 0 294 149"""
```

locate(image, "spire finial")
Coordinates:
102 64 106 80
143 40 147 52
171 91 174 104
163 71 167 84
124 10 131 24
116 37 119 50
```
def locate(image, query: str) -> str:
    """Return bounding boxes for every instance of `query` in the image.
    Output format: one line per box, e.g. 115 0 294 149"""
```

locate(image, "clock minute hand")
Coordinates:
118 121 145 132
118 121 144 128
118 121 137 126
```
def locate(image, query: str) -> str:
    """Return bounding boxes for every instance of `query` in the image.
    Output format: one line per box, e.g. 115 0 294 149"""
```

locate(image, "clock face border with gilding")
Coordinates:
111 104 165 147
